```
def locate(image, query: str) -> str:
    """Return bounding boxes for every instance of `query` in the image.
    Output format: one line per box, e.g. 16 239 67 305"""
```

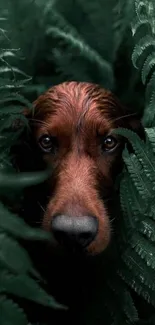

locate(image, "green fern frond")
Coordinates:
0 270 64 309
0 92 32 109
131 18 149 37
135 0 154 20
131 0 155 127
0 232 39 276
120 177 135 228
138 218 155 241
47 25 113 88
144 91 155 126
125 173 147 217
114 128 155 183
47 27 112 77
130 233 155 269
145 127 155 152
132 35 155 68
146 202 155 220
0 295 27 325
113 0 135 54
131 0 153 36
0 202 50 240
119 175 144 240
106 276 138 323
120 249 155 290
118 265 153 305
142 53 155 84
0 170 50 190
145 70 155 101
122 149 153 199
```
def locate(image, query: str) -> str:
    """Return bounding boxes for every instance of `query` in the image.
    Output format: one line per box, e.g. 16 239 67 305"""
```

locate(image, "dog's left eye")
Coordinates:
101 136 118 152
38 134 57 153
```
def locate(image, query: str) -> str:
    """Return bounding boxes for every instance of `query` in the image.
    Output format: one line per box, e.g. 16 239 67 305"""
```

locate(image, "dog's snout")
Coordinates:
51 215 98 249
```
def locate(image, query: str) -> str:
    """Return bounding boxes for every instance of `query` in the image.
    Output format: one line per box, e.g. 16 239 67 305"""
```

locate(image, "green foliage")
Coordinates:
113 129 155 319
131 0 155 126
112 3 155 323
1 0 155 325
0 7 65 325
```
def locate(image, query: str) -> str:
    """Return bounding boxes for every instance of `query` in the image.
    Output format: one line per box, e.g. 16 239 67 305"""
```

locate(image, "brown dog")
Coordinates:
21 81 144 257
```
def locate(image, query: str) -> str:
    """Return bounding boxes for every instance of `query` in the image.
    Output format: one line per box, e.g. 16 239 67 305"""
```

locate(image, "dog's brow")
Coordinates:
29 118 50 128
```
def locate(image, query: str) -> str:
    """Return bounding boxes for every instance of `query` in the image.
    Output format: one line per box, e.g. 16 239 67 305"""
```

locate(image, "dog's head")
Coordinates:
20 81 144 255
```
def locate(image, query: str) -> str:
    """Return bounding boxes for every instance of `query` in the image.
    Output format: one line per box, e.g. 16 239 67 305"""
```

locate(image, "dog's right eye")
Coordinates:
38 134 57 153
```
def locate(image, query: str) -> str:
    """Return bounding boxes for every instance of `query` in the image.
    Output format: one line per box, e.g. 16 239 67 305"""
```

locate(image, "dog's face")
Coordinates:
23 82 144 255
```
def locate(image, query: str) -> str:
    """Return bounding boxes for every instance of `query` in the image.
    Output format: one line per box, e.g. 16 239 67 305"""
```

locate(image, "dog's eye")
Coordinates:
101 136 118 152
38 134 57 153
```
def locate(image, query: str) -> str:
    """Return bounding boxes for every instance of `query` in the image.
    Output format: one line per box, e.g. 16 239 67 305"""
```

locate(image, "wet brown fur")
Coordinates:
25 81 144 255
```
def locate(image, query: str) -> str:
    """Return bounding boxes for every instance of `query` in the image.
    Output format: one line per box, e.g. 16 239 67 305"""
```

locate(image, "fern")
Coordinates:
115 126 155 317
45 7 114 89
0 8 64 325
0 295 27 325
113 0 135 54
141 53 155 84
131 0 155 126
122 150 153 199
145 127 155 152
1 0 155 324
114 128 155 183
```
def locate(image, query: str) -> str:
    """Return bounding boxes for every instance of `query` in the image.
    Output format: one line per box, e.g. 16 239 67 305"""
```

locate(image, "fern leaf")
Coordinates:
135 0 154 22
146 202 155 220
114 128 155 183
120 248 155 290
126 173 147 218
0 77 31 89
106 277 138 323
145 127 155 153
0 294 27 325
120 176 138 235
118 265 153 305
143 92 155 126
131 18 149 37
0 202 50 241
0 170 49 189
132 35 155 68
145 70 155 102
0 270 65 309
0 232 39 276
138 218 155 241
130 233 155 269
47 26 113 88
0 50 18 60
142 53 155 84
122 148 153 199
0 104 25 114
0 92 32 108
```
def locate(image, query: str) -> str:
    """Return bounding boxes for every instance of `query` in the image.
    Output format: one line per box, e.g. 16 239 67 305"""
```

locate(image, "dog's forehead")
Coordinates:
33 82 125 136
35 102 114 137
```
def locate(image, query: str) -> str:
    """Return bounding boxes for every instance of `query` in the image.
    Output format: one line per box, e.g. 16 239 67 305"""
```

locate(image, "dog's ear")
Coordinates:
11 107 32 131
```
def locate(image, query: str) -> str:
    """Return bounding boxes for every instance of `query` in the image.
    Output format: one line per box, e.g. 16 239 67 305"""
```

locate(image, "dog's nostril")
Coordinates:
51 215 98 249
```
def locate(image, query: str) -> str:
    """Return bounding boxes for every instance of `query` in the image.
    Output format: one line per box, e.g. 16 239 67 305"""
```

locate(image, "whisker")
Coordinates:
34 220 42 225
110 217 116 224
113 112 137 123
37 201 46 213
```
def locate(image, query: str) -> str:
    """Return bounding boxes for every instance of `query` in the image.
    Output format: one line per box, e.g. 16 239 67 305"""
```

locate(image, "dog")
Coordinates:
14 81 145 324
20 81 144 254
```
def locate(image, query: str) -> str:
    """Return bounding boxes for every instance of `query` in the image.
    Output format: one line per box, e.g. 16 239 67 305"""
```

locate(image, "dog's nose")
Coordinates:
51 215 98 249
